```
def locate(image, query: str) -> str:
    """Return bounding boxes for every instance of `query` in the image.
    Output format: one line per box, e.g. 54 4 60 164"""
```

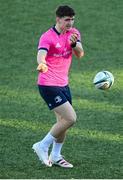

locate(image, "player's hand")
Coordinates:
37 62 48 73
70 33 78 44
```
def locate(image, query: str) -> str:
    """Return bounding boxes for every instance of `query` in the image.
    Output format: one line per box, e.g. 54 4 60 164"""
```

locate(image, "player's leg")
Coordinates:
50 112 66 159
54 112 66 142
50 101 76 137
53 85 73 144
32 101 76 167
32 85 75 167
49 102 76 168
37 101 76 152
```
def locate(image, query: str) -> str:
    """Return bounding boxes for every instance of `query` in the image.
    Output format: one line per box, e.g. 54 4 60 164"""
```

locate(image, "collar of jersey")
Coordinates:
52 25 61 35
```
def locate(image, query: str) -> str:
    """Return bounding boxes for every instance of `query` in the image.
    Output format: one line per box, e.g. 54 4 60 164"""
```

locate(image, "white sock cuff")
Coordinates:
48 132 56 141
53 141 63 145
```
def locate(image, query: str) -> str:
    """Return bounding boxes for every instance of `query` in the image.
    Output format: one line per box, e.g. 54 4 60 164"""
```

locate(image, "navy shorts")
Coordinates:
38 85 72 110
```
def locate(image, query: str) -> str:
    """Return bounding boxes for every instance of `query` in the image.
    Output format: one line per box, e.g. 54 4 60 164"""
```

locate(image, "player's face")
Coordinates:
57 16 75 31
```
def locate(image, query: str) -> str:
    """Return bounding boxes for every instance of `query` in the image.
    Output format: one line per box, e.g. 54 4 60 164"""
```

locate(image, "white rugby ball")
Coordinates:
93 71 114 90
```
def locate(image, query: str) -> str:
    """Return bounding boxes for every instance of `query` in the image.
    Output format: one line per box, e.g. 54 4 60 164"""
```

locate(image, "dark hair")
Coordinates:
56 5 75 18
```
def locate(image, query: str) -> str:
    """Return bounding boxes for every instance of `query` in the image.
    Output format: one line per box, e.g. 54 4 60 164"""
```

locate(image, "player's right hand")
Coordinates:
37 62 48 73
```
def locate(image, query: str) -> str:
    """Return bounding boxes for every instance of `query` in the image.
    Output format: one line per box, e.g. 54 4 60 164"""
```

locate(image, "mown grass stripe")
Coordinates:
0 118 123 143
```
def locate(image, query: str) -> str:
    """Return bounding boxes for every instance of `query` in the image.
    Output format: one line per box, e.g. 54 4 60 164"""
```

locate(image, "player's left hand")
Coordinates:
70 33 78 44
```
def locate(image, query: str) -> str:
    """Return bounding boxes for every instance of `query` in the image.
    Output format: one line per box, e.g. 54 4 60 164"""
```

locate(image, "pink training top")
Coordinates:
37 26 81 86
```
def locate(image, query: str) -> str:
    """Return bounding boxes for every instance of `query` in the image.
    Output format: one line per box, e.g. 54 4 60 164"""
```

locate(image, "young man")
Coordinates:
32 5 84 168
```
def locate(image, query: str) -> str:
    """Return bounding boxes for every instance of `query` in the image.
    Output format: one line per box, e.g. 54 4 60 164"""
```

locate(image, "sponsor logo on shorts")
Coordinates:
54 96 62 103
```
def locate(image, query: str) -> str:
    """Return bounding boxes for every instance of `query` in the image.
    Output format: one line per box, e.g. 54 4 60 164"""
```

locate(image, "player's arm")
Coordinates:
70 33 84 59
37 49 48 73
72 41 84 59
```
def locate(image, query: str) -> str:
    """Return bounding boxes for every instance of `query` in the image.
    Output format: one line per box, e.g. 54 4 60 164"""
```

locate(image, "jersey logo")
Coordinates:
55 42 61 48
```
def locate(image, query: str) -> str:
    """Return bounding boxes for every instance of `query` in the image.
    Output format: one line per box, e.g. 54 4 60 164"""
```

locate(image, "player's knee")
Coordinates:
72 113 77 124
68 113 77 126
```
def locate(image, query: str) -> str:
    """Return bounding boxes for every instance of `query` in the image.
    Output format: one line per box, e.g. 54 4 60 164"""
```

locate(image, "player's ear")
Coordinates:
56 17 60 23
56 17 62 24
